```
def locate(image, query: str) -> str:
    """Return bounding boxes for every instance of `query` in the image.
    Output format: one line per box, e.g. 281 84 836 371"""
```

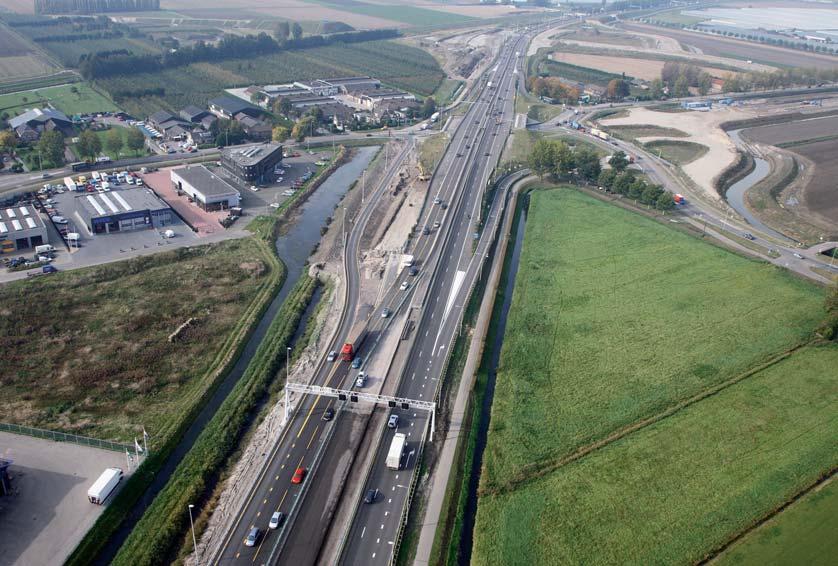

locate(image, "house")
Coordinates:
208 96 263 120
148 110 180 131
317 102 356 128
8 108 73 140
346 89 416 111
234 114 272 140
373 99 420 123
179 105 210 123
200 114 218 130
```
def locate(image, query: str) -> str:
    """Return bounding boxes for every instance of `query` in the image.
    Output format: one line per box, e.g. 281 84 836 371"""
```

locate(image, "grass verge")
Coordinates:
111 273 318 565
644 139 708 164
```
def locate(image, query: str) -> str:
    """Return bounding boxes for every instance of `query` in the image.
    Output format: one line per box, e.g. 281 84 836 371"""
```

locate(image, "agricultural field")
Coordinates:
0 82 119 116
715 478 838 566
743 115 838 227
537 57 623 86
644 139 709 164
305 0 475 26
480 188 825 488
472 188 835 565
605 124 688 140
645 8 705 27
0 21 58 81
0 239 275 442
98 39 443 115
474 341 838 565
549 52 734 82
622 22 838 69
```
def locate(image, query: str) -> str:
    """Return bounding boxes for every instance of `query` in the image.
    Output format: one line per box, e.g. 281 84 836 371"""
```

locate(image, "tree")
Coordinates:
250 91 263 105
613 171 635 195
628 179 646 200
214 119 245 146
291 116 316 141
105 128 123 158
697 73 712 95
609 150 629 173
655 191 675 211
421 96 436 119
641 183 663 205
649 78 664 99
291 22 303 41
272 96 293 116
528 139 554 178
274 21 290 43
606 79 630 100
307 106 324 123
551 141 575 177
126 127 145 154
70 85 80 98
37 130 64 166
77 130 102 161
575 147 601 181
597 169 617 190
272 126 290 142
0 130 16 154
674 75 690 97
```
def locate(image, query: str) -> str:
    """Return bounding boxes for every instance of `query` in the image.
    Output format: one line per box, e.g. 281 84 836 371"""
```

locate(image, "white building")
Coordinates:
171 166 241 212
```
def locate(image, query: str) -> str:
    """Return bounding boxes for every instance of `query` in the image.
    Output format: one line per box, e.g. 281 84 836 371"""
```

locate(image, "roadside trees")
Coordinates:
575 147 601 182
77 130 102 161
37 130 65 167
105 128 124 159
272 126 290 142
0 130 16 154
126 127 145 154
609 150 629 173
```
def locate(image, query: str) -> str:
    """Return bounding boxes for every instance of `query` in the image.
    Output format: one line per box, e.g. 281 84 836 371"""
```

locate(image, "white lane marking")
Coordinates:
388 498 392 503
361 526 366 538
377 538 380 544
381 523 385 529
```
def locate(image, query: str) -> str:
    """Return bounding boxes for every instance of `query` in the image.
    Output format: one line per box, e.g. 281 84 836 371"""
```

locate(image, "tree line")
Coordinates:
529 140 674 210
35 0 159 15
78 28 400 79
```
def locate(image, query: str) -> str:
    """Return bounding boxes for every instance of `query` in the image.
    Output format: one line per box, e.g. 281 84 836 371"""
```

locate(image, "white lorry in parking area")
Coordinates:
87 467 123 504
386 433 407 470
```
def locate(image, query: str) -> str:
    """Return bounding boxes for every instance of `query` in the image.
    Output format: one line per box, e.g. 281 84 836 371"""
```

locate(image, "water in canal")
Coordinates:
95 145 378 563
458 196 528 566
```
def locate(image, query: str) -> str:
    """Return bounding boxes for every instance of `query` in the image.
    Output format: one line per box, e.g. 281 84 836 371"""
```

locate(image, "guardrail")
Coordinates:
0 422 133 453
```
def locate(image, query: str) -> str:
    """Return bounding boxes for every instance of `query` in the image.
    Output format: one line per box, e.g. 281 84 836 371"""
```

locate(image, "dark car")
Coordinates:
409 266 419 276
322 407 335 421
364 489 379 504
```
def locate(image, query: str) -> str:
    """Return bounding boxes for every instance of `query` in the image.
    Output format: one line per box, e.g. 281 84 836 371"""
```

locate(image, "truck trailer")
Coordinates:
64 177 77 192
88 467 123 504
386 433 407 470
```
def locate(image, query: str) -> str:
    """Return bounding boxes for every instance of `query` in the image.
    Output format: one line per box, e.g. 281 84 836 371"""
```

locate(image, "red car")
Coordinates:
291 467 306 484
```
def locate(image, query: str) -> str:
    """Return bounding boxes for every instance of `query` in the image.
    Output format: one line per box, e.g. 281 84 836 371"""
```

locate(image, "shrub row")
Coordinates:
112 273 318 565
716 149 755 199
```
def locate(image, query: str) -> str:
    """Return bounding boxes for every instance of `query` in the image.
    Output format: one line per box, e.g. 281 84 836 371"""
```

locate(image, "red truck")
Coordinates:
673 194 686 205
340 343 354 362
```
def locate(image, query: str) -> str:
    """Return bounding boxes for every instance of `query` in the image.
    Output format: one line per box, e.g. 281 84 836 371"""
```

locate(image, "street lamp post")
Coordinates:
188 504 198 562
362 169 366 203
286 346 291 378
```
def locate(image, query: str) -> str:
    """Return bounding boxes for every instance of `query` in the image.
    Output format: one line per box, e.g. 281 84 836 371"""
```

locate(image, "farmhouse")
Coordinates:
75 188 173 235
235 114 271 141
9 108 73 142
0 204 48 251
171 165 241 211
221 142 284 184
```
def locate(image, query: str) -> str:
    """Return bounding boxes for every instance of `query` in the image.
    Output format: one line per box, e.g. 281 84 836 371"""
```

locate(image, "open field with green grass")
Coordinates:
0 238 275 442
0 82 119 116
646 9 705 26
71 125 147 159
715 477 838 566
474 340 838 565
644 139 708 164
480 188 826 490
305 0 474 26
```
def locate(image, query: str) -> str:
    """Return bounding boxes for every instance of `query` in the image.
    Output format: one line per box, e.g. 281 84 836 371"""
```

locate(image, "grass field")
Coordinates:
305 0 474 26
605 124 689 140
480 188 825 489
538 57 625 86
715 477 838 566
0 82 119 116
474 341 838 565
0 239 274 441
644 139 708 164
647 9 705 26
0 20 58 81
70 125 147 159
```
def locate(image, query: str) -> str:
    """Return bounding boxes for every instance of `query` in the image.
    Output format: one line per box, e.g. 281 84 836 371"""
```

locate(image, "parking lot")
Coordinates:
0 432 135 566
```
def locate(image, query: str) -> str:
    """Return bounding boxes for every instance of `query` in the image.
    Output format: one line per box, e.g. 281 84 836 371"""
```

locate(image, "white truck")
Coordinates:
386 433 407 470
430 112 440 123
64 176 77 192
88 467 123 504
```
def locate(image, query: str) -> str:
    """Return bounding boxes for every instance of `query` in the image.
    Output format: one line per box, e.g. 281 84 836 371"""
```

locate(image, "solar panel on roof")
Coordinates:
25 217 36 229
6 209 16 218
0 222 7 234
11 219 22 231
20 206 30 216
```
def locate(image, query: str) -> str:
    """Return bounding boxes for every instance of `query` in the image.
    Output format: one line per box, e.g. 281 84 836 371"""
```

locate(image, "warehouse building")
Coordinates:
220 142 283 184
0 204 48 252
75 189 173 235
171 165 241 211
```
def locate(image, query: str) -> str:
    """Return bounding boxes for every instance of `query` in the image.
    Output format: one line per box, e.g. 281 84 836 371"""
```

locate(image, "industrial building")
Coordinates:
220 142 283 184
75 189 173 235
171 165 241 211
0 204 48 252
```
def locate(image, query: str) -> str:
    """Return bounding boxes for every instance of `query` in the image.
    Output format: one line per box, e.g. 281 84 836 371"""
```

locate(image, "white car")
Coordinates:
400 281 409 291
793 252 804 259
51 216 68 224
355 371 366 388
268 511 284 529
250 185 260 192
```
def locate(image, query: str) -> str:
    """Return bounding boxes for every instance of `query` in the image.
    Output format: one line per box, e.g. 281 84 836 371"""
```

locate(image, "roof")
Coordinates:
171 165 240 198
180 105 208 121
209 96 261 116
222 142 283 167
323 76 380 86
0 204 45 235
149 110 176 125
8 107 71 130
76 188 170 219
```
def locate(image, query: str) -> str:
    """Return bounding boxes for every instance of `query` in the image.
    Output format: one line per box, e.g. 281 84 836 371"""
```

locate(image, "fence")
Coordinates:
0 422 133 453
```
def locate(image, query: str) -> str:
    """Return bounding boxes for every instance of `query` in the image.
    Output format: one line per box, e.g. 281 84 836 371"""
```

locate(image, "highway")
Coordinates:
337 32 528 566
